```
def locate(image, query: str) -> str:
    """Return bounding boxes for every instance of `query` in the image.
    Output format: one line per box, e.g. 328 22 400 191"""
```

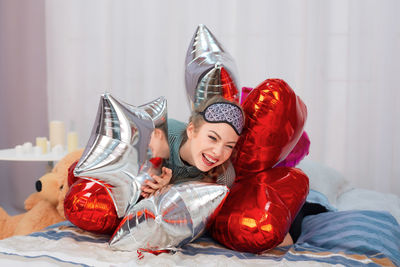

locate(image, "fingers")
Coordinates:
141 181 173 199
150 174 163 185
141 184 156 198
141 177 164 196
162 167 172 177
141 191 150 198
140 186 159 198
141 185 154 193
145 179 164 190
140 167 173 199
159 167 172 185
151 173 171 188
140 185 151 197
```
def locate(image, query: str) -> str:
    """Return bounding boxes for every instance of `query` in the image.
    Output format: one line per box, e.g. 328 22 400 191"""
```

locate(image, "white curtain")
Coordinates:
45 0 400 196
0 0 48 212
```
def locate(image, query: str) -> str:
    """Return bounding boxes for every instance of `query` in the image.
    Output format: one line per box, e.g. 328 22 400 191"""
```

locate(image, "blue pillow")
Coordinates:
297 210 400 266
306 189 337 211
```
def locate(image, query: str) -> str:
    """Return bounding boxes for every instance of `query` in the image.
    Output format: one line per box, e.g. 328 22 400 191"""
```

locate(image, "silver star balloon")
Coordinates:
185 24 240 109
139 96 168 138
109 182 229 251
73 93 154 218
128 96 168 208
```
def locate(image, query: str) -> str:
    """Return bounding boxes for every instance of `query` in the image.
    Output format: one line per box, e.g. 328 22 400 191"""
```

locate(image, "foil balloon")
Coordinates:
139 96 168 137
73 93 154 217
276 131 310 168
185 24 239 109
240 85 310 167
109 182 229 251
240 87 253 104
211 167 309 253
131 96 168 204
233 79 307 177
64 178 121 234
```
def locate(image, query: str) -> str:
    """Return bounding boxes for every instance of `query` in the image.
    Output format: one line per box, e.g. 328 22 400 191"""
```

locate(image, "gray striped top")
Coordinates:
164 119 235 188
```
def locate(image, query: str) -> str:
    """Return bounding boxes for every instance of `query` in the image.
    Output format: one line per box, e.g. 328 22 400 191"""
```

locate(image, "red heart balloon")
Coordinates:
233 79 307 178
210 167 309 253
64 178 121 234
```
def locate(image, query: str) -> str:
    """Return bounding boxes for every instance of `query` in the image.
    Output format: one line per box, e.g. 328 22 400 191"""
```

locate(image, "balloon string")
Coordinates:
137 250 144 260
137 248 170 259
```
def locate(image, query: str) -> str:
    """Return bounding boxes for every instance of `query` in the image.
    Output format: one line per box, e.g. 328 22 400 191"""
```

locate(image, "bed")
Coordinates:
0 159 399 266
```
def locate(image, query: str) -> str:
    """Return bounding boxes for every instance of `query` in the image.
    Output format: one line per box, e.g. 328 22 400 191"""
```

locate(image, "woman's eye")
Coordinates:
225 145 234 149
208 135 217 141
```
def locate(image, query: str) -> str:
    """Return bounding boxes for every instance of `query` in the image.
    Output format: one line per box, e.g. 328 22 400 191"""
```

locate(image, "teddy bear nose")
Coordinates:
35 180 42 192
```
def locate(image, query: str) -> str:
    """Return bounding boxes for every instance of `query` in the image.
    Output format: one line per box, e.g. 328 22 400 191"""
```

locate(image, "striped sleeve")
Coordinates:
216 160 235 188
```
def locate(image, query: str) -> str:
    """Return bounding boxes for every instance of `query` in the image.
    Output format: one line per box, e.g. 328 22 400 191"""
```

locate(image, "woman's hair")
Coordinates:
181 95 244 180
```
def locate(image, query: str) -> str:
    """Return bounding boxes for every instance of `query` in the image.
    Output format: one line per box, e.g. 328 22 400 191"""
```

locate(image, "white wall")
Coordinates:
0 0 48 213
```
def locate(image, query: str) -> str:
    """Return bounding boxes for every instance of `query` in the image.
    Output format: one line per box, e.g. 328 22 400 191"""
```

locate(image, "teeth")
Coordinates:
204 154 217 164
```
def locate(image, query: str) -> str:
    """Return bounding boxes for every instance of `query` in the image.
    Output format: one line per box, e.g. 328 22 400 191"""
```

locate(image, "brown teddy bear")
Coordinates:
0 149 83 240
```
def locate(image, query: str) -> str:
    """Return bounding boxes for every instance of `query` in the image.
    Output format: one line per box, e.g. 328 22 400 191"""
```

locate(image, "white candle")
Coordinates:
33 146 42 155
67 131 79 153
36 137 48 154
53 144 64 155
22 142 33 154
49 120 65 149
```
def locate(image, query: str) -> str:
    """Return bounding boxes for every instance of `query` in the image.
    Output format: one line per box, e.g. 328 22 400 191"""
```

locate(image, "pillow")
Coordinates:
306 189 337 212
297 210 400 266
297 159 351 206
336 188 400 224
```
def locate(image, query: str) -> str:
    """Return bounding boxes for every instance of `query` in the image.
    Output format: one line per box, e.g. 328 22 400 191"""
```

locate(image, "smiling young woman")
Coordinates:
141 96 245 197
178 97 244 184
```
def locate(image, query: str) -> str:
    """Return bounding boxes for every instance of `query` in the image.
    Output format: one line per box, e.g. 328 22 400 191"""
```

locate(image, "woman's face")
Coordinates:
186 121 240 172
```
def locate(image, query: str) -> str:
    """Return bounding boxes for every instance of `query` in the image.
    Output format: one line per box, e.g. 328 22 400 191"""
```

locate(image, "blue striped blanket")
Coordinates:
0 210 398 266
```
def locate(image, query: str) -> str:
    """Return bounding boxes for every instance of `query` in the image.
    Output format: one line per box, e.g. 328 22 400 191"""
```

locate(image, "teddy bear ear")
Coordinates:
57 175 70 219
56 193 66 219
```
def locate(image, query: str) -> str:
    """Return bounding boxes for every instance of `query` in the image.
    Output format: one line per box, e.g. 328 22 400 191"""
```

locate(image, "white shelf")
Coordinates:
0 148 67 162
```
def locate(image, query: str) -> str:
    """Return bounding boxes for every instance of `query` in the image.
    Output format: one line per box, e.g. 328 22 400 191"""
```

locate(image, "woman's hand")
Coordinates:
141 167 172 198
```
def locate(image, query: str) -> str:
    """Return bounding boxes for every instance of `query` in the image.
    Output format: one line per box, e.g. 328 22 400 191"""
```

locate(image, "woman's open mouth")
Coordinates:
202 153 218 166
